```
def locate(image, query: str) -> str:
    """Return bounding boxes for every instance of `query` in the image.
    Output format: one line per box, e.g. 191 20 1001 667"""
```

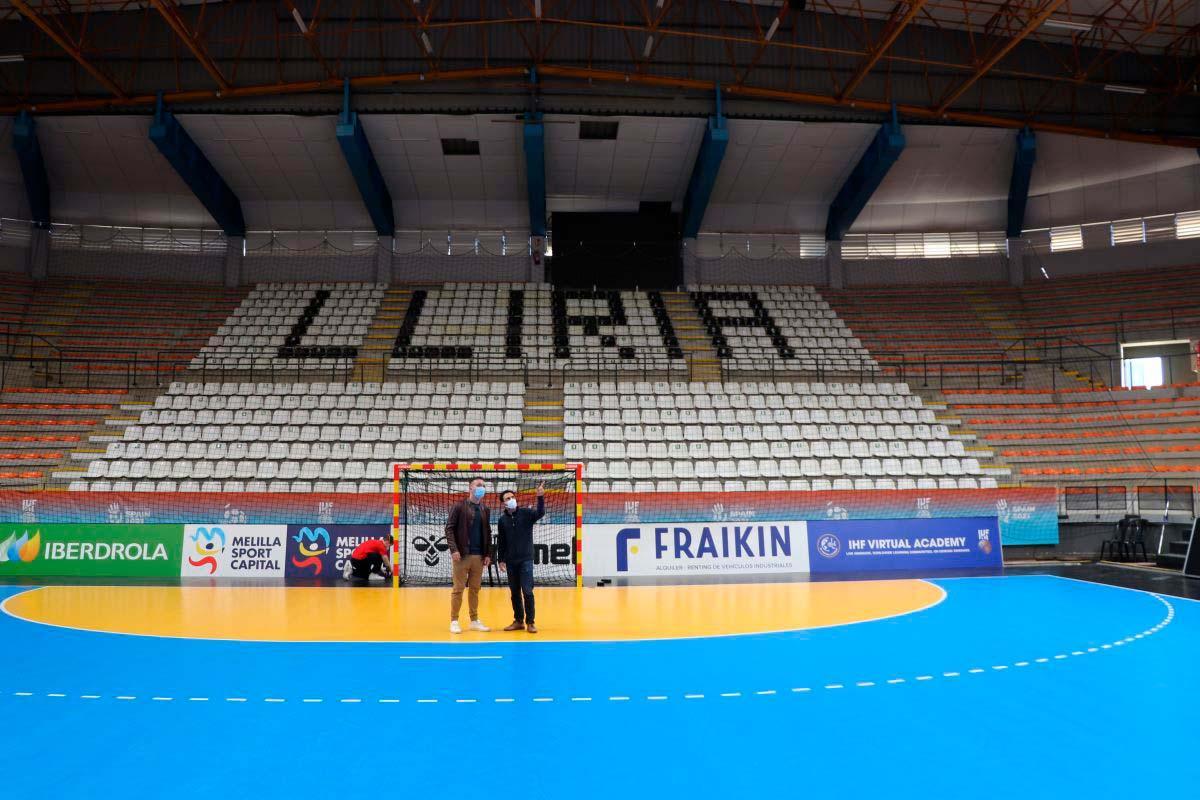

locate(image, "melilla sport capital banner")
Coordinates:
180 524 288 578
284 524 393 578
0 523 183 578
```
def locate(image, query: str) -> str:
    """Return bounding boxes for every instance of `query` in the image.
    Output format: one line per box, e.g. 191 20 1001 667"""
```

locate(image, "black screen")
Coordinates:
549 209 681 290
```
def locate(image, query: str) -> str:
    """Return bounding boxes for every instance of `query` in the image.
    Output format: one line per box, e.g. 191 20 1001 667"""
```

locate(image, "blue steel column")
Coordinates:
825 107 906 241
148 94 245 237
681 87 729 239
11 111 50 229
336 79 395 237
523 111 547 238
1006 127 1037 239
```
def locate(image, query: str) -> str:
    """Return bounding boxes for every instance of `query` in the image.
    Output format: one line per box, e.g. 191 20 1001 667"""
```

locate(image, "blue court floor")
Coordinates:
1 574 1197 799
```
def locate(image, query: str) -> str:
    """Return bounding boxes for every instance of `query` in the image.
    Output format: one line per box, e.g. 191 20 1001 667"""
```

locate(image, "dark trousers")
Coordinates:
507 559 535 624
350 552 388 580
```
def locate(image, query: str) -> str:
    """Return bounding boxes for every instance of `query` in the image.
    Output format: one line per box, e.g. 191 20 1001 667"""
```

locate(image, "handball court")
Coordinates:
1 567 1197 799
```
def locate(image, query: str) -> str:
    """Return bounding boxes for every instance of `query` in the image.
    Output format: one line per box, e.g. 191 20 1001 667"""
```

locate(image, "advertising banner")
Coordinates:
806 516 1002 573
284 524 393 578
180 525 288 578
587 521 809 578
0 523 182 577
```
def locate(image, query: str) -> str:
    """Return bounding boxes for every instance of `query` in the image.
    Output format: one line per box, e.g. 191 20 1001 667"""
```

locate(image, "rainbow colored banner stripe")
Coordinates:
0 486 1058 546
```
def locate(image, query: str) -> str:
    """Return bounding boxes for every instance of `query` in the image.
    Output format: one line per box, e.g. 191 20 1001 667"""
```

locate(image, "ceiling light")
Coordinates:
0 54 24 64
290 8 308 34
765 16 781 41
642 35 654 58
1103 83 1147 95
420 31 434 54
1042 18 1093 32
535 0 541 17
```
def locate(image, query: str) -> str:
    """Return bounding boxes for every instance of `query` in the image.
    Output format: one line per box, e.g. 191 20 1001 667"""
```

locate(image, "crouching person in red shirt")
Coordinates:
342 534 394 583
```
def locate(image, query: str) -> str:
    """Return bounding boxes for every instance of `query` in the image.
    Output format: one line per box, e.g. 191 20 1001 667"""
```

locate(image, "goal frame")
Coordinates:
391 462 584 589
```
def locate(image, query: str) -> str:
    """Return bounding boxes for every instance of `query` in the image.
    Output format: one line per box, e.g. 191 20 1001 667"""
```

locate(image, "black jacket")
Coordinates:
496 497 545 564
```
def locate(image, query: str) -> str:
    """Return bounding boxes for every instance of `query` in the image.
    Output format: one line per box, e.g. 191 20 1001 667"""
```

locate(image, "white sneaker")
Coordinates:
449 620 462 634
341 558 353 581
469 620 490 632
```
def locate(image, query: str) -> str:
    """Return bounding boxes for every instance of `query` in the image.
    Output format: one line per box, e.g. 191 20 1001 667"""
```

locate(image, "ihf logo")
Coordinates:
816 533 841 559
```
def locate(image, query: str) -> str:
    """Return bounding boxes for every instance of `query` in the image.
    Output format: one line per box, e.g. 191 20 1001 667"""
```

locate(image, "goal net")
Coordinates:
393 463 581 587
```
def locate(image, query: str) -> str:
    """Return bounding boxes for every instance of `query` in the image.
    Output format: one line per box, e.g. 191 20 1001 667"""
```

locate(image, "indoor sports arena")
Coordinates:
1 1 1199 797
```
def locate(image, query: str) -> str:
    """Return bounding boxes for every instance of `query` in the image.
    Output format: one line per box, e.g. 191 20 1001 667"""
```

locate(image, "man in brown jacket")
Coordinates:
445 476 492 633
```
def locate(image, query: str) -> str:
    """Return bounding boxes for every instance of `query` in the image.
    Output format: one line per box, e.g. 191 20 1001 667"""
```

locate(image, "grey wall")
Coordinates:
0 244 27 273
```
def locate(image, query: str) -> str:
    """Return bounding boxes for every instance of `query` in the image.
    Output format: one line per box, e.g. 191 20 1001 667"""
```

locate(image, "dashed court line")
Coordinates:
4 595 1175 709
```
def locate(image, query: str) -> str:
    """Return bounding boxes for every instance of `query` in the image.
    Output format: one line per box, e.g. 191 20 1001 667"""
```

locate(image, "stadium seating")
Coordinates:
0 277 244 375
387 283 683 372
71 380 525 493
562 380 996 493
685 284 878 373
944 382 1200 483
194 283 384 369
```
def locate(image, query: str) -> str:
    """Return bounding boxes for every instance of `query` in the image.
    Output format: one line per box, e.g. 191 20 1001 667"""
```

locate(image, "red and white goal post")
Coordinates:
391 463 584 589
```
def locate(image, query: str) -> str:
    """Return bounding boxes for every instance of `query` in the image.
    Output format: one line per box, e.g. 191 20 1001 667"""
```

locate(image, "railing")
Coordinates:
1029 303 1200 347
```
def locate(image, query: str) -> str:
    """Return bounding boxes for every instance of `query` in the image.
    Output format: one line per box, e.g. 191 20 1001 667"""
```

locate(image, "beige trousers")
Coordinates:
450 554 484 621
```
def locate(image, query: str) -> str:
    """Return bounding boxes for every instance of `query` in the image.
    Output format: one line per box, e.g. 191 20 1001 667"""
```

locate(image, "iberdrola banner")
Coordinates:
0 523 183 578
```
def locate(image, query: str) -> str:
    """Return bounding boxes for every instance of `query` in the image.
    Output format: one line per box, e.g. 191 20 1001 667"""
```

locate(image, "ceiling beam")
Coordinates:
839 0 929 101
538 65 1200 149
3 63 1199 150
10 0 127 99
934 0 1069 114
148 0 230 92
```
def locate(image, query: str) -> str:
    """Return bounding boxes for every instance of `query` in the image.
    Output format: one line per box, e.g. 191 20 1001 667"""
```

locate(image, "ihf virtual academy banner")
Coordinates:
0 523 182 577
807 517 1002 573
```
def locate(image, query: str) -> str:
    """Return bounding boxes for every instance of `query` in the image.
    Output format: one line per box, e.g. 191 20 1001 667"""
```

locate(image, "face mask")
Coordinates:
504 498 517 511
472 486 486 500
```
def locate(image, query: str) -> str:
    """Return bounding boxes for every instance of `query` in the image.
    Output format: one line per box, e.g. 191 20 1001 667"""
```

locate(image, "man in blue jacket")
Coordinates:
497 482 546 633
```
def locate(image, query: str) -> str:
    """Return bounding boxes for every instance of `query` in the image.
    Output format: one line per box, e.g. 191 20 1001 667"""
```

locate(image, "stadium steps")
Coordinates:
661 292 721 381
1155 526 1193 570
522 390 564 460
357 286 413 368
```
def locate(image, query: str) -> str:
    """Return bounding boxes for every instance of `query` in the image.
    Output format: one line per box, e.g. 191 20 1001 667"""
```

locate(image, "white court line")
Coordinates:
2 579 1175 711
395 656 503 661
